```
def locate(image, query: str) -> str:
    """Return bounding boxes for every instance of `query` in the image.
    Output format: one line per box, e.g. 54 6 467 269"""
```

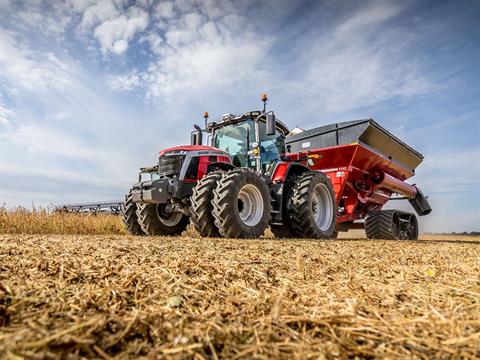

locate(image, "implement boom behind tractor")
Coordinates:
123 95 431 239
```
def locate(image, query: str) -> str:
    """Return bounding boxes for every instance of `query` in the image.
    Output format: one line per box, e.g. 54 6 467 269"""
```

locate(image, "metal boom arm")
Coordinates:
54 201 123 215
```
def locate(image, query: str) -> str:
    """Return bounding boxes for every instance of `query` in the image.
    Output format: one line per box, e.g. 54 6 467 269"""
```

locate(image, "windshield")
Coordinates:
213 119 285 170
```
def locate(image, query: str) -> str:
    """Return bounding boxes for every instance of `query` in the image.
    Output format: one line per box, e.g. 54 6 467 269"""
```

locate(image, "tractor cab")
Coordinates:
192 96 290 175
208 111 288 173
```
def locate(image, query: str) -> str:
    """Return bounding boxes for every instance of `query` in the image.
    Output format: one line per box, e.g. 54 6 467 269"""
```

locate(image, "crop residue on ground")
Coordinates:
1 234 479 358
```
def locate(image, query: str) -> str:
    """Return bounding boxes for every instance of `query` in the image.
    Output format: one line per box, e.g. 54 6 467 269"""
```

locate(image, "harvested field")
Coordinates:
1 233 479 359
0 208 126 235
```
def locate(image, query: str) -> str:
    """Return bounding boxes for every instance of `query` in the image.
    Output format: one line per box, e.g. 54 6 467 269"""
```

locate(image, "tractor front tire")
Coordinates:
136 203 189 236
122 189 145 235
213 169 271 238
190 171 223 237
289 171 337 239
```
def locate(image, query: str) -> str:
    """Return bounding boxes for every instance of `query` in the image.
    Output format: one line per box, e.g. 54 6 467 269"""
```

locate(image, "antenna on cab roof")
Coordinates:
203 111 209 129
261 93 268 113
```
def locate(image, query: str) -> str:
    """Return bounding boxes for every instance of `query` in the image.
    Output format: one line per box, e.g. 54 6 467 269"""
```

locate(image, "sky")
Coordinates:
0 0 479 232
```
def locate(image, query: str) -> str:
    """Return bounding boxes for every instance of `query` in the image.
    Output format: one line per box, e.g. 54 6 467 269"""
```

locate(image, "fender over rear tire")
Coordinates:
122 189 145 235
136 203 189 236
190 171 223 237
289 171 337 239
213 169 271 238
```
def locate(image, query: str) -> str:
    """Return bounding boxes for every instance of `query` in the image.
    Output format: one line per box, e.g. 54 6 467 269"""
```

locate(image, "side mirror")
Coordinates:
266 113 276 136
191 125 203 145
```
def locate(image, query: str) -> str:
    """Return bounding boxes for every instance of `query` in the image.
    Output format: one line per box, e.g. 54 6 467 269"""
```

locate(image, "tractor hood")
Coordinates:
159 145 224 156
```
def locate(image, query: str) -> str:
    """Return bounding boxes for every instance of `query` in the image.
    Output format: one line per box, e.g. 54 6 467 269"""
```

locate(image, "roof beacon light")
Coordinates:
203 111 209 128
261 93 268 112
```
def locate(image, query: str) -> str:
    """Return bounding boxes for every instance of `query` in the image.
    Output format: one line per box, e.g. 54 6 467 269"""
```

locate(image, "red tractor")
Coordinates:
123 96 431 239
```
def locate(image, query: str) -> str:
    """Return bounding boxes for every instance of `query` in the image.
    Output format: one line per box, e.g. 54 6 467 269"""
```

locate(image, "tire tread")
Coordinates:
289 171 336 239
190 171 223 237
122 190 145 235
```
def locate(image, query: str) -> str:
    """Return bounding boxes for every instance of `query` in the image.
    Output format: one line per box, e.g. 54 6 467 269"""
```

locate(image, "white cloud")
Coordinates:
10 124 101 160
143 35 268 97
16 7 72 35
93 7 149 55
0 101 14 125
154 1 176 19
0 32 75 91
112 1 268 97
0 0 12 9
81 0 120 28
183 12 204 31
1 1 85 38
107 71 141 91
281 2 434 116
336 2 402 36
416 149 480 195
3 164 125 192
0 92 15 126
65 0 96 14
144 32 164 54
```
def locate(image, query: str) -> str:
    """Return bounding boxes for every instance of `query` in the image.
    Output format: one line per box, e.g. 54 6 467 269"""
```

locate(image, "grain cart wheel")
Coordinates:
190 171 223 237
213 169 271 238
290 171 337 239
365 210 405 240
398 212 419 240
136 203 189 236
122 189 145 235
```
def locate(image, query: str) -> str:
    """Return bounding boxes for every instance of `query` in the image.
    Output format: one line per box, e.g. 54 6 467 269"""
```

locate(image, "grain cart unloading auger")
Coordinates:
123 95 431 239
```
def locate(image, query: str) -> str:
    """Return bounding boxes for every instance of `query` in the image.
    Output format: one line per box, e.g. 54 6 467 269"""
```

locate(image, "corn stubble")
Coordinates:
0 211 479 358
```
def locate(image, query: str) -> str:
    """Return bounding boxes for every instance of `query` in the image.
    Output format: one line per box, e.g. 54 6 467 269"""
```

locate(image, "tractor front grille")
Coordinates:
158 155 185 178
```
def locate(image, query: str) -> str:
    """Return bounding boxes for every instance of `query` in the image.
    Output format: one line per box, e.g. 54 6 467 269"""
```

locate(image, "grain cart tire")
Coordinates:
397 212 418 240
404 214 419 240
190 171 223 237
136 203 189 236
213 169 271 238
122 189 145 235
290 171 337 239
365 210 409 240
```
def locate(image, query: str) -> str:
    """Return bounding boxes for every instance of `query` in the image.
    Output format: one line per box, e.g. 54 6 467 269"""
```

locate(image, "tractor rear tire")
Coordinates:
365 210 418 240
289 171 337 239
271 174 301 239
190 171 223 237
136 203 189 236
122 189 145 235
213 169 271 238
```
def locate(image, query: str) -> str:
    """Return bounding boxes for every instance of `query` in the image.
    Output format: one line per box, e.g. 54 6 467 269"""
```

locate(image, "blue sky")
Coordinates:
0 0 479 232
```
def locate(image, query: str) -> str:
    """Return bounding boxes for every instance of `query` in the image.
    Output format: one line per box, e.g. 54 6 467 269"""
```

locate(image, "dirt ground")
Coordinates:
1 234 479 359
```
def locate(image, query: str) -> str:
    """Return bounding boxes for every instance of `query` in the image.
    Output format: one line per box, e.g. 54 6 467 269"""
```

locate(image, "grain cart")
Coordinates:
123 95 431 239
